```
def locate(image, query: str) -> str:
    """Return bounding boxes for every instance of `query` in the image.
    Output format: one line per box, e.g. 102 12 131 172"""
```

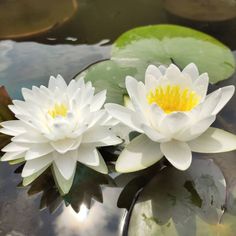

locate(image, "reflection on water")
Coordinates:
55 188 123 236
0 0 235 49
0 40 110 99
0 162 125 236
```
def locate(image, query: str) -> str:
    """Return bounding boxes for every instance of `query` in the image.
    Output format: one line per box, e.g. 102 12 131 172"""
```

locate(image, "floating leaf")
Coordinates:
74 60 134 104
112 24 235 83
128 159 231 236
0 0 77 39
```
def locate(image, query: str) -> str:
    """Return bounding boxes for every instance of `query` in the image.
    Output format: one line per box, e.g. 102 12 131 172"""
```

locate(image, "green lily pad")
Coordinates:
74 60 135 104
112 24 235 83
128 158 235 236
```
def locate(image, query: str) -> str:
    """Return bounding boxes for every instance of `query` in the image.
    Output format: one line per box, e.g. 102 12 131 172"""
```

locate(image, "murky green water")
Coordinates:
0 0 236 235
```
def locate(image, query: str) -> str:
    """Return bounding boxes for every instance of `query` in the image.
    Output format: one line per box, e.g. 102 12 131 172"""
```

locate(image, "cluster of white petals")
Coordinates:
106 63 236 172
0 75 121 192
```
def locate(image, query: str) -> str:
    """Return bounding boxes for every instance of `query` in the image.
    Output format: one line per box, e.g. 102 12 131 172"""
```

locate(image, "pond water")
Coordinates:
0 0 236 235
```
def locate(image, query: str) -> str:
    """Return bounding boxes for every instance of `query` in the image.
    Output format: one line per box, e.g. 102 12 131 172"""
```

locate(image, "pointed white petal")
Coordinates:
82 126 122 146
125 76 148 114
116 134 163 173
48 75 67 90
54 150 77 180
182 63 199 80
145 65 162 90
160 141 192 170
193 73 209 100
52 163 75 195
25 144 54 160
212 86 235 115
12 132 48 143
90 90 106 112
86 150 108 174
145 64 163 80
0 120 27 134
198 89 221 119
1 151 25 161
159 112 190 136
176 115 216 141
188 127 236 153
0 128 17 136
141 124 169 142
22 154 53 177
77 145 100 166
2 142 29 152
105 103 142 132
22 164 50 186
51 139 79 154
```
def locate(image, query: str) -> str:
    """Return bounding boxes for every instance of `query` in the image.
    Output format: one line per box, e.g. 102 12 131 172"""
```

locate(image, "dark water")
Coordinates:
0 0 236 235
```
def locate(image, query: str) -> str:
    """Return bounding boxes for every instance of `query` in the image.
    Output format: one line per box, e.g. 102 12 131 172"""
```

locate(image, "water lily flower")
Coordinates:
0 75 122 193
105 63 236 172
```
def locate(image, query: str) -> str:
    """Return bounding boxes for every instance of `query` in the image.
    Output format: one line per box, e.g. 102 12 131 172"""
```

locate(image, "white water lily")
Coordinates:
0 75 121 193
105 63 236 172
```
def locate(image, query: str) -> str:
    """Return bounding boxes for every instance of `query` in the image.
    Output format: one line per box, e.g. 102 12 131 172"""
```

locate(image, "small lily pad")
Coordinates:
112 24 235 83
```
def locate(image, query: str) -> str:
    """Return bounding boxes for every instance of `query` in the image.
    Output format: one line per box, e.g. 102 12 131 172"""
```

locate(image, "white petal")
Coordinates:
77 145 100 166
176 115 216 141
160 141 192 170
90 90 106 112
25 144 54 160
116 134 163 173
182 63 199 80
54 150 77 180
101 115 120 126
0 120 27 135
212 86 235 115
82 126 122 146
22 154 53 177
12 132 48 143
188 127 236 153
193 73 209 100
48 74 67 90
145 64 163 80
141 124 169 142
0 128 18 136
1 151 25 161
86 150 108 174
105 103 142 132
51 138 79 154
198 89 221 119
52 162 75 194
22 164 50 186
2 142 29 152
145 65 162 90
125 76 148 114
159 112 190 136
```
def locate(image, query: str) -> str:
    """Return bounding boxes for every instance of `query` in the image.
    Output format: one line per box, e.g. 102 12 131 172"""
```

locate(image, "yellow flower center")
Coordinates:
48 103 68 118
147 85 200 113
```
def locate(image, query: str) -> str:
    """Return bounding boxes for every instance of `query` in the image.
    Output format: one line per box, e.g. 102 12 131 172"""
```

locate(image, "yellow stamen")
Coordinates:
147 85 200 113
48 103 68 118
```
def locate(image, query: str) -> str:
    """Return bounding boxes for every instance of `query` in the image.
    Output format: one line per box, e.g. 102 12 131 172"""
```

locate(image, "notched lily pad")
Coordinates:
127 158 233 236
112 24 235 83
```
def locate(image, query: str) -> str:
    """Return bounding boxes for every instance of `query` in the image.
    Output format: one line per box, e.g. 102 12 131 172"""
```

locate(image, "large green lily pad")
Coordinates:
112 24 235 84
128 158 236 236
